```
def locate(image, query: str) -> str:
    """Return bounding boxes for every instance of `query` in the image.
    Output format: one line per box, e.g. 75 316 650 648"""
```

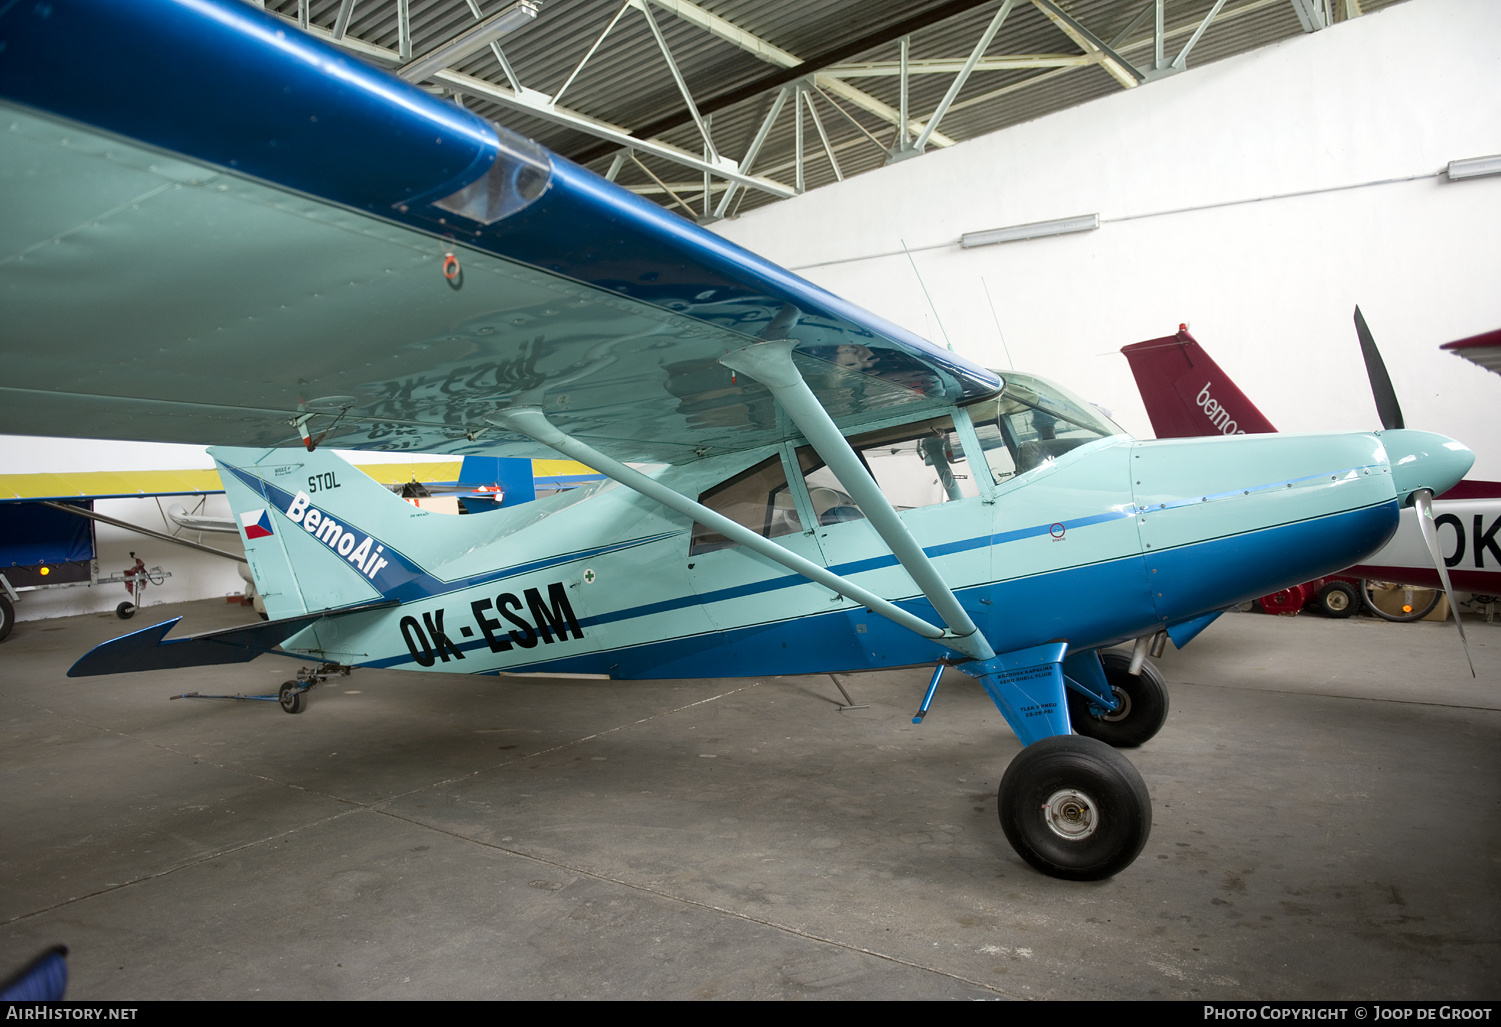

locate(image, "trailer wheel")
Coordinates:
1362 580 1441 622
1316 580 1358 618
0 594 13 642
116 602 135 620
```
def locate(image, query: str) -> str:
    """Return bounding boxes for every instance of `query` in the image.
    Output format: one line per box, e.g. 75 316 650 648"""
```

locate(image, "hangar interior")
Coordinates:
1 0 1498 1001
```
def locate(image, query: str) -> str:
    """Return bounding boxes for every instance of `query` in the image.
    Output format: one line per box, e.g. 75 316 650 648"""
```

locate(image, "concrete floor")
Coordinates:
1 600 1497 1000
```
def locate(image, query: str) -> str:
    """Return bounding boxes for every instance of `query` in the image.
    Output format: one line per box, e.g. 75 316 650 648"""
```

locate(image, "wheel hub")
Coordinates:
1099 685 1132 723
1042 788 1098 840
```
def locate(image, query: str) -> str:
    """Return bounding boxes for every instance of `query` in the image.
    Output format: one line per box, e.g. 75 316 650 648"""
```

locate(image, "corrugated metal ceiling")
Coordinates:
261 0 1412 218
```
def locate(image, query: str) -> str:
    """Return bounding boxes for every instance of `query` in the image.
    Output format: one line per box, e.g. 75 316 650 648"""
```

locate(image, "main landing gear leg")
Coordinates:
955 643 1152 881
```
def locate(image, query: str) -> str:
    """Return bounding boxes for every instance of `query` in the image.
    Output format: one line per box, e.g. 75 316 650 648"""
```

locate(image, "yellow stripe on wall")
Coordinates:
0 460 598 501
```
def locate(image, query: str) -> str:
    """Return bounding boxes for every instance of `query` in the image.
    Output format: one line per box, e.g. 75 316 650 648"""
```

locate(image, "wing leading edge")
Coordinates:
0 0 1000 466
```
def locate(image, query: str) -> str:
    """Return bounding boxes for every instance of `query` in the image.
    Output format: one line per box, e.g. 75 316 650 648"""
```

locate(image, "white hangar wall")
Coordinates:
711 0 1501 481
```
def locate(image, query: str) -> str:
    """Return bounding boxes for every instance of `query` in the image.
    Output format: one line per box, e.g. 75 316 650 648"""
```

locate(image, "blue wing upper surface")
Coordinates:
0 0 1000 463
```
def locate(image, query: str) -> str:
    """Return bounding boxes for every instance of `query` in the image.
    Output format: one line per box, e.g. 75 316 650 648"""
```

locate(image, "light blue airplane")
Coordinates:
0 0 1473 879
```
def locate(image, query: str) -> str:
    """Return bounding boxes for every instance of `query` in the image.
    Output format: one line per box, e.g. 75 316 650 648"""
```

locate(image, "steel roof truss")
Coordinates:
803 89 844 184
489 40 524 92
1110 1 1157 50
912 0 1016 154
635 0 719 162
813 76 955 150
713 86 789 219
644 0 800 68
826 55 1094 77
1170 0 1232 73
809 85 889 158
645 0 957 154
1032 0 1144 88
628 151 697 217
552 0 633 109
1288 0 1331 32
899 35 910 151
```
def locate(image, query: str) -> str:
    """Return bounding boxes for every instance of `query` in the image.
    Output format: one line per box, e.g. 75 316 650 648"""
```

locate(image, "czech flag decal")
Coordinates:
240 509 274 540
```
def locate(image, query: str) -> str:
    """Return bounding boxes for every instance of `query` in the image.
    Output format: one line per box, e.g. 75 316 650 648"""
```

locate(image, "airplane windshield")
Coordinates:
968 372 1124 483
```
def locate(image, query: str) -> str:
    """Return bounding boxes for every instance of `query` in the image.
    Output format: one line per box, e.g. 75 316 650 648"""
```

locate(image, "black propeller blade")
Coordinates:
1354 306 1404 430
1354 306 1474 677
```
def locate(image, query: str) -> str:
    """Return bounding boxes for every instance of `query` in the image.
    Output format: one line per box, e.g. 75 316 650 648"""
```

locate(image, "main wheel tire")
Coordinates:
998 735 1151 881
1066 651 1169 749
116 601 135 620
1316 580 1358 619
0 593 13 643
278 681 305 715
1362 580 1441 622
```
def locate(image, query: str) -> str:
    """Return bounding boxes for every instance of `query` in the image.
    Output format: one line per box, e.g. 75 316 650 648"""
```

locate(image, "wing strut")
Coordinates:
720 339 997 662
488 406 955 647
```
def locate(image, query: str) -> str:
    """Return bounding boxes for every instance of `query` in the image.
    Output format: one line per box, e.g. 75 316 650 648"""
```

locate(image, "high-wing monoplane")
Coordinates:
0 0 1476 880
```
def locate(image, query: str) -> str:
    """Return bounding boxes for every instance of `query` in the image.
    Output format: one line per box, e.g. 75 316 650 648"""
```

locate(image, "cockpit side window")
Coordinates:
798 417 978 523
970 372 1122 481
689 455 803 554
690 415 988 553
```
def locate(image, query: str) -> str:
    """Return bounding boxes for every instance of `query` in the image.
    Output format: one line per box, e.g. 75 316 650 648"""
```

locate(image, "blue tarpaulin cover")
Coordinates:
0 501 94 569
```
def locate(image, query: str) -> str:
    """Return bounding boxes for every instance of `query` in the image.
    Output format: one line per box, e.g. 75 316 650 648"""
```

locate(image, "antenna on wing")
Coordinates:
980 276 1015 370
901 239 953 352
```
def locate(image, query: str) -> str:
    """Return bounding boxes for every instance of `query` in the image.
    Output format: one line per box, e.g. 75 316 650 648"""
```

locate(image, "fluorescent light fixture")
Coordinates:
961 213 1100 248
1446 154 1501 181
399 1 538 83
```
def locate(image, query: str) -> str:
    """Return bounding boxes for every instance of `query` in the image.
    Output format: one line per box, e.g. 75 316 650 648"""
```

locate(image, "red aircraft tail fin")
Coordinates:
1121 326 1278 439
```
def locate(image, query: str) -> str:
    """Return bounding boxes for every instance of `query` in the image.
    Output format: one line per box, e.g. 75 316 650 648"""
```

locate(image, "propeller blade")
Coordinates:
1354 306 1405 430
1411 488 1475 677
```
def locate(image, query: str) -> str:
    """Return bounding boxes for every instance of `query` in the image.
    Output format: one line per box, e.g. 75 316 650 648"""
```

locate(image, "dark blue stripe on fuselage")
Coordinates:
363 500 1397 677
358 505 1143 669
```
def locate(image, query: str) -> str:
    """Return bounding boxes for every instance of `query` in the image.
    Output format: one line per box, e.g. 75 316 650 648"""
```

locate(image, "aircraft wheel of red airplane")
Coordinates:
1316 580 1358 619
998 735 1151 881
115 602 135 620
1361 580 1441 622
0 594 12 643
1066 651 1169 749
278 682 306 715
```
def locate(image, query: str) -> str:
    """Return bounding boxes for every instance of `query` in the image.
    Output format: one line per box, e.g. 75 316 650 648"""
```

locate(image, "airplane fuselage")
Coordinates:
263 427 1422 682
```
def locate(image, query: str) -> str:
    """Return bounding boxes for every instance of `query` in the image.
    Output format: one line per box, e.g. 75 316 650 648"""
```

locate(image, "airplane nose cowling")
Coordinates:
1378 429 1474 503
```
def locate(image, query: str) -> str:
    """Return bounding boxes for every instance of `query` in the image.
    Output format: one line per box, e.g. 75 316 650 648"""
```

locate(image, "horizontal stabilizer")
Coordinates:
66 600 396 677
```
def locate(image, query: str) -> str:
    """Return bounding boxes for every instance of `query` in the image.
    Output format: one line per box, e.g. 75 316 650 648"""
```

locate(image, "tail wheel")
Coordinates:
1362 580 1441 622
999 735 1151 881
0 593 12 642
1066 651 1169 749
278 681 306 715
